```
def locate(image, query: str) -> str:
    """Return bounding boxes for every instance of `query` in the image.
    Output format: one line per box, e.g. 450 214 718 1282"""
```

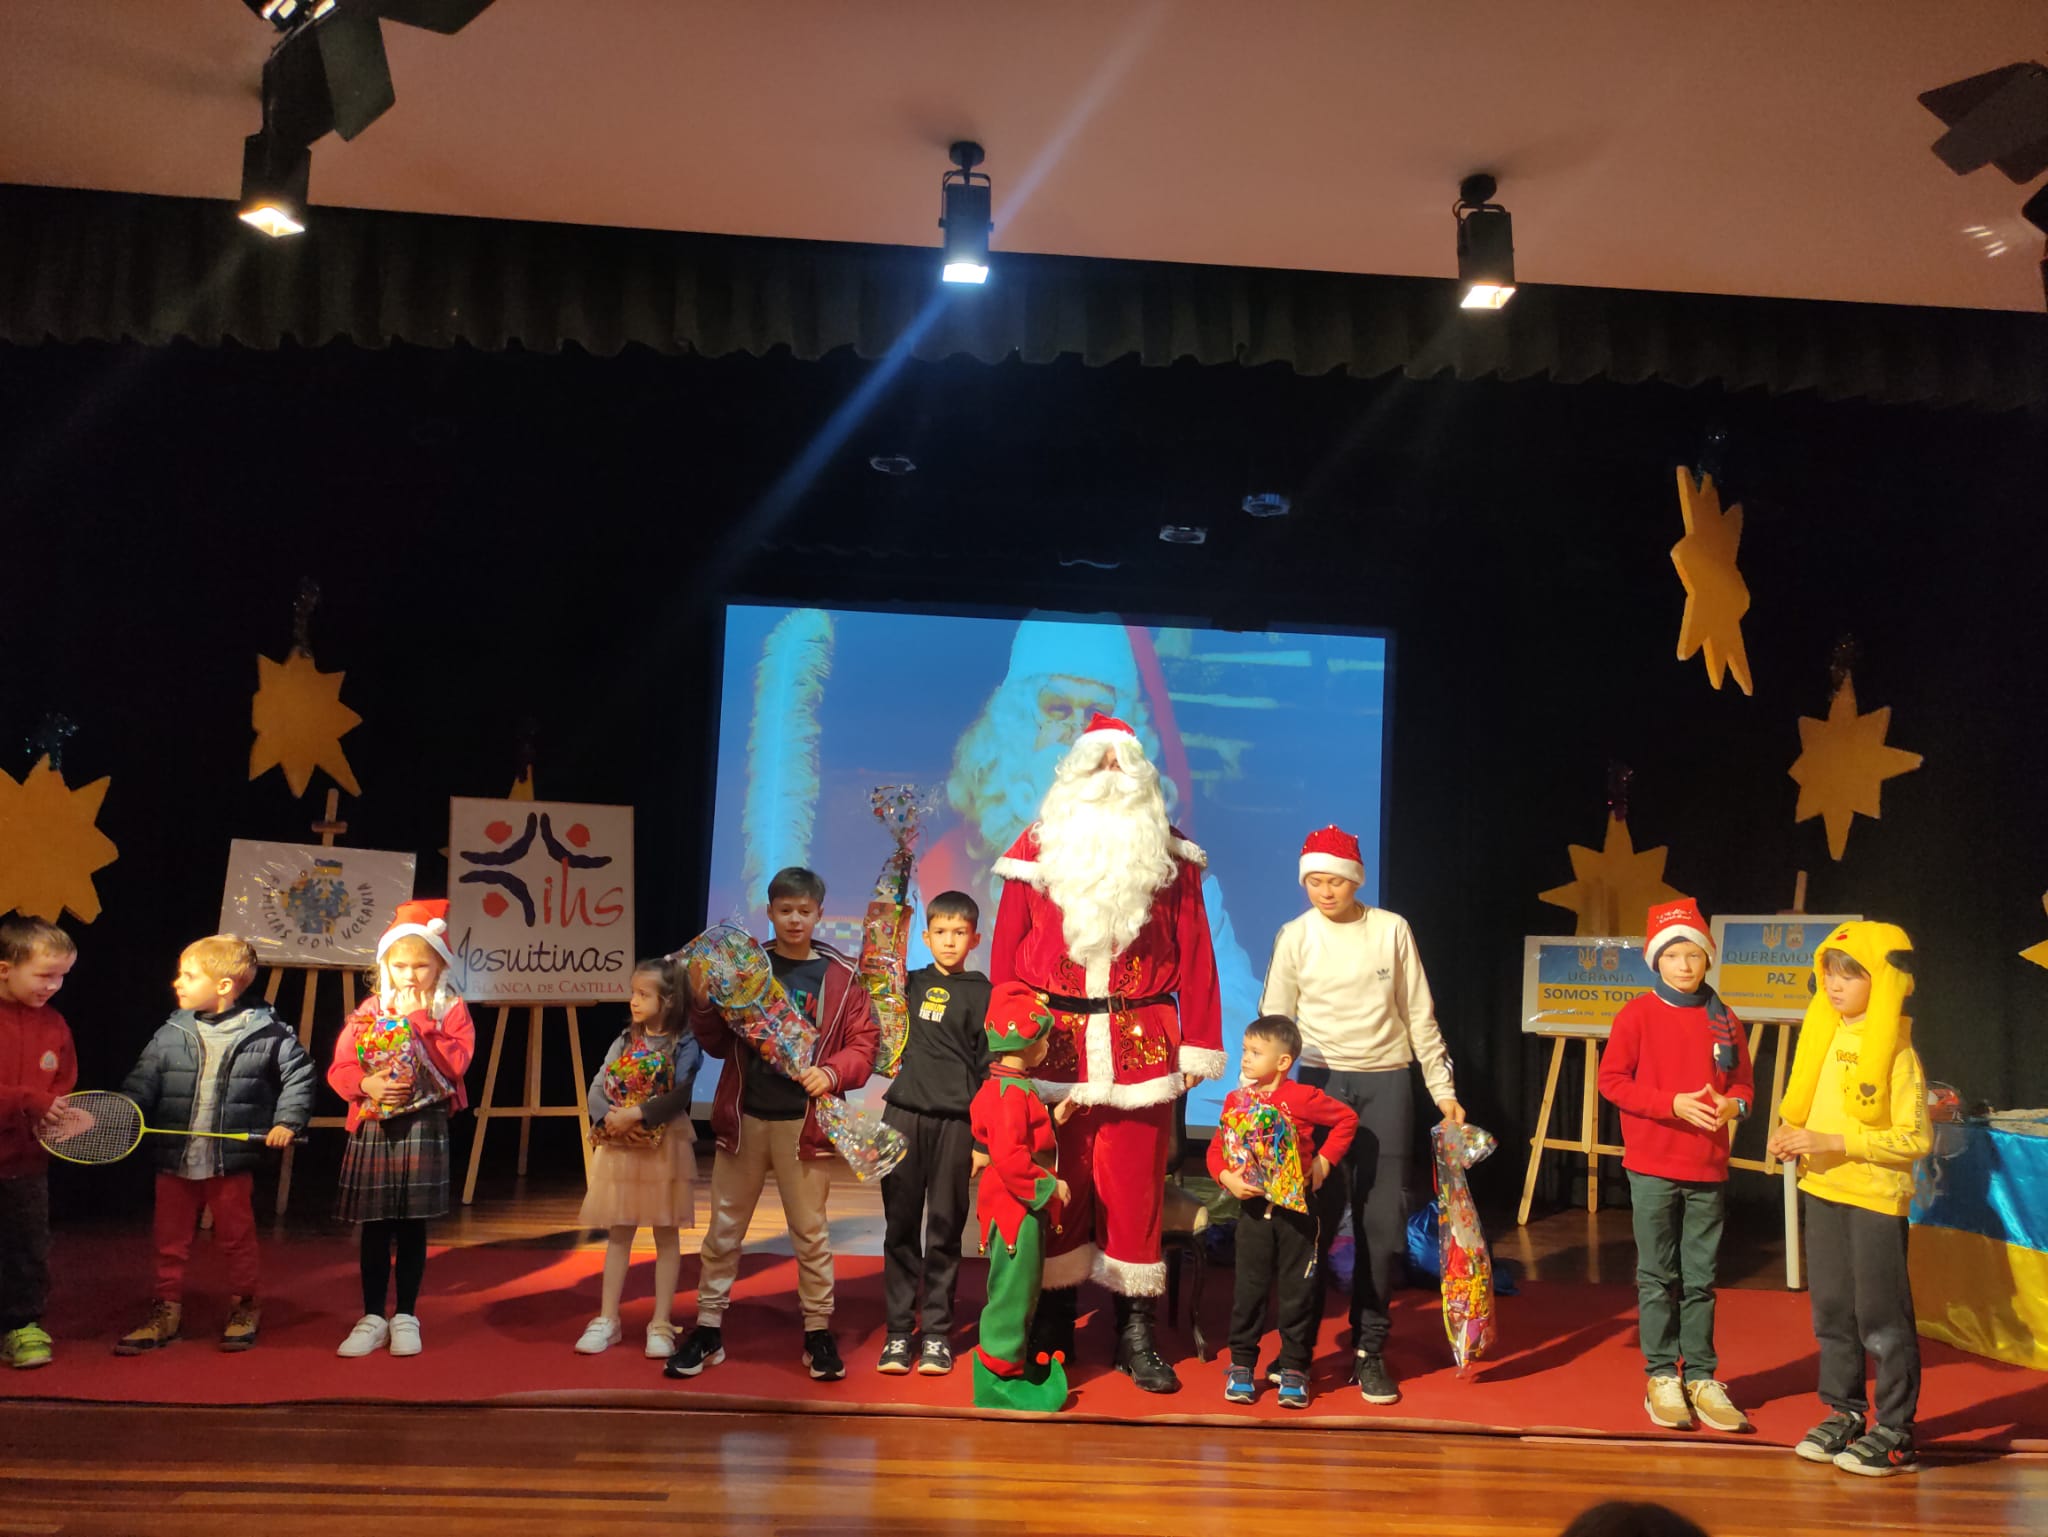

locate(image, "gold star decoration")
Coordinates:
0 756 119 923
1538 815 1685 936
250 650 362 798
1788 673 1922 861
2022 894 2048 972
1670 467 1754 695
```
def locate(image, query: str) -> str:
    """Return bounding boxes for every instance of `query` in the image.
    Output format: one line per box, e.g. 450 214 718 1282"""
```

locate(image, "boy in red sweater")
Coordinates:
1599 899 1755 1433
1210 1015 1357 1408
0 918 80 1370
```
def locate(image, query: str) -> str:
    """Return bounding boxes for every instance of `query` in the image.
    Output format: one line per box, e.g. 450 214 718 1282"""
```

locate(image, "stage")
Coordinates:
3 1169 2045 1533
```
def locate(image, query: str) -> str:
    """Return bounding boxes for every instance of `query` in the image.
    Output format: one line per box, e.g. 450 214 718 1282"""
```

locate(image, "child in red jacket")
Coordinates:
0 918 78 1370
1598 899 1755 1434
1210 1014 1357 1409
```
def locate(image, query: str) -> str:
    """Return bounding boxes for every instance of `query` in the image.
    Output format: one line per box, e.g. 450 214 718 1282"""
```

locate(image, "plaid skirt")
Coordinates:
335 1107 451 1223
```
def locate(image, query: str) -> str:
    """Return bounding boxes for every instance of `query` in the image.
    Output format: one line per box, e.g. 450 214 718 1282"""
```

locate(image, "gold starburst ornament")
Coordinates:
1788 673 1922 861
250 650 363 798
0 755 119 923
2021 894 2048 972
1539 815 1686 936
1670 467 1754 695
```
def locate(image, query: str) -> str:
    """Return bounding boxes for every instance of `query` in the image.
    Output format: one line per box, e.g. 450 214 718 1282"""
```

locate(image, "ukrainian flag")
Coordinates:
1909 1118 2048 1371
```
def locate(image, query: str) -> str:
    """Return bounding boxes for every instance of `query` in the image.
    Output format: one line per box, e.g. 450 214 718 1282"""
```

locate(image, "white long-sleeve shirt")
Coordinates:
1258 906 1456 1102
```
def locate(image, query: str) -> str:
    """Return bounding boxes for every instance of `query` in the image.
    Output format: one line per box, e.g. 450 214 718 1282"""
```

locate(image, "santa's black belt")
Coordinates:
1039 991 1176 1014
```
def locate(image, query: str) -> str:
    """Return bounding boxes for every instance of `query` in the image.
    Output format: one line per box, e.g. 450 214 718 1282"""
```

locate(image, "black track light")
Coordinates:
1919 63 2048 183
238 130 310 237
1454 173 1515 310
940 141 992 285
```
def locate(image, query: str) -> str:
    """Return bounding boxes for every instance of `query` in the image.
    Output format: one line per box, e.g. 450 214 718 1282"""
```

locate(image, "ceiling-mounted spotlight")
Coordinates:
1919 63 2048 182
1158 525 1208 545
940 140 992 285
1454 173 1516 310
868 453 917 476
1242 491 1292 518
243 0 305 31
238 130 310 237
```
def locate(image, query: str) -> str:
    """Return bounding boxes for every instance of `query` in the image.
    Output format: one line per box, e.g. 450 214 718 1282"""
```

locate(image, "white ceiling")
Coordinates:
3 1 2044 312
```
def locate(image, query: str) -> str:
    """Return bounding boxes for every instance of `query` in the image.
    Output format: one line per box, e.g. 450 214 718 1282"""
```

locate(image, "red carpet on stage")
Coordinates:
13 1232 2046 1451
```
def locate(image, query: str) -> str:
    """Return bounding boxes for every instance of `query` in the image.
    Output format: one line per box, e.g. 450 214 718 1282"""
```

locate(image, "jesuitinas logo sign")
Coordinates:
447 798 636 1002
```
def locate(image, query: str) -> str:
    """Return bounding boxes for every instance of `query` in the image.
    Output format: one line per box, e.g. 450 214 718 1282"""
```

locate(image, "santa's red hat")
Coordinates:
1074 712 1141 754
1298 825 1364 886
378 898 455 968
1644 898 1713 968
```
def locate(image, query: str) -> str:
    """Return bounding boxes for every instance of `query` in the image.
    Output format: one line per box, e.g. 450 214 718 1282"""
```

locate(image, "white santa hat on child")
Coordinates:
1643 898 1714 969
1299 825 1365 886
377 898 455 968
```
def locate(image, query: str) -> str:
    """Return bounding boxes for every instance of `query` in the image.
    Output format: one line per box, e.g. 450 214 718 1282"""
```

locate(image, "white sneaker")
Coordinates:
644 1321 678 1359
575 1316 622 1355
388 1313 422 1357
337 1314 390 1358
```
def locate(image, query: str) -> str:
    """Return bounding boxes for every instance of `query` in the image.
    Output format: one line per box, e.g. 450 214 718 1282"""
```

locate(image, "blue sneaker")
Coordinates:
1277 1369 1311 1409
1223 1365 1257 1404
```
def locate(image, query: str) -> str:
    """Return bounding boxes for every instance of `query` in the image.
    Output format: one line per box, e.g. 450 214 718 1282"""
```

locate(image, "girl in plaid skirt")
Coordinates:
328 901 476 1359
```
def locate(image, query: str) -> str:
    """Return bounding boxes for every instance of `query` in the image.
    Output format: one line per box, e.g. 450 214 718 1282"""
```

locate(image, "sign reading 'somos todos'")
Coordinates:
446 798 635 1003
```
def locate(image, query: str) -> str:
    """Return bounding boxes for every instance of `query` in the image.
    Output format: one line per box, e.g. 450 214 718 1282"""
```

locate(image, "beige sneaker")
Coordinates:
1644 1374 1694 1428
1687 1379 1752 1433
113 1300 181 1356
220 1297 261 1352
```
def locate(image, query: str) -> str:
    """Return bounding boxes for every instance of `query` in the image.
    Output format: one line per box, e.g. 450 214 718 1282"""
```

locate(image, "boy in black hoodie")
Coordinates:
876 892 991 1376
115 935 314 1354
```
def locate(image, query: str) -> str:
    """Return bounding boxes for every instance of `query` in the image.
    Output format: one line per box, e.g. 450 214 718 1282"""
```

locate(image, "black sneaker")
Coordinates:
662 1325 724 1379
1834 1426 1918 1477
1352 1350 1401 1404
1794 1410 1865 1464
876 1335 915 1375
916 1336 954 1376
804 1329 846 1381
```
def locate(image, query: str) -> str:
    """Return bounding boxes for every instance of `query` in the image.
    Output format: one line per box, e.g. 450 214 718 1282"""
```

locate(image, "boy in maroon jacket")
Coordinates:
0 918 80 1370
1599 899 1756 1434
1209 1014 1357 1408
660 868 879 1384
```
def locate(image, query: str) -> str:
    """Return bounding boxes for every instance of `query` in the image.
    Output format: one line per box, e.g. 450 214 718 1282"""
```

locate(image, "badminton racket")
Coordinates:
37 1090 303 1167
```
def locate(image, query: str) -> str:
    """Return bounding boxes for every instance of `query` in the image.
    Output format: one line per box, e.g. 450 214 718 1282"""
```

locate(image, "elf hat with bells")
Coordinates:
1782 920 1915 1128
984 979 1057 1054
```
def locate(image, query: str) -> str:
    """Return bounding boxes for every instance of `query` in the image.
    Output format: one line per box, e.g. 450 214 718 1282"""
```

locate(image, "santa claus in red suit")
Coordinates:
988 712 1225 1393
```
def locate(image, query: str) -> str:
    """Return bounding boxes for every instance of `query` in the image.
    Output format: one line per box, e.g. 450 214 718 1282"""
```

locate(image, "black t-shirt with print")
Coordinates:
741 952 826 1121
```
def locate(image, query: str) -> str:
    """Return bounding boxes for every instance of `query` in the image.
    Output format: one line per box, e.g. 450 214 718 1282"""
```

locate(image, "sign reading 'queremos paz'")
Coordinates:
446 798 635 1003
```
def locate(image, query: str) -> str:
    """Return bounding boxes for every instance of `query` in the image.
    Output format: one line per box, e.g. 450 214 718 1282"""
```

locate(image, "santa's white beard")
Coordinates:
1034 768 1176 983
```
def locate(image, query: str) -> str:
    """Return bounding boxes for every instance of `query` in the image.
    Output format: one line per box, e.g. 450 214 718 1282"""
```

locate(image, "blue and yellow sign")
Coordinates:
1708 913 1861 1021
1520 937 1656 1037
1910 1118 2048 1371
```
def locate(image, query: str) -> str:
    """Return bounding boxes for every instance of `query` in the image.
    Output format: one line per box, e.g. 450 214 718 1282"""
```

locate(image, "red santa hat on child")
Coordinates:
377 898 455 968
1644 898 1713 969
1298 825 1365 886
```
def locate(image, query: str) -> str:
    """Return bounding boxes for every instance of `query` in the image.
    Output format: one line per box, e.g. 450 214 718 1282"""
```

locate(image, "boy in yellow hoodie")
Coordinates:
1768 922 1931 1478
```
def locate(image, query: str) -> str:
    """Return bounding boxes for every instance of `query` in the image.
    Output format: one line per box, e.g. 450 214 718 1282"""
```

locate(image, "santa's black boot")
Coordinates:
1113 1294 1181 1394
1030 1284 1077 1363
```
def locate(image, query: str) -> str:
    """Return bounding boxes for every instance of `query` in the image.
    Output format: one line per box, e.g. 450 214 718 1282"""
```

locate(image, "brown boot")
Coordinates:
114 1300 181 1355
220 1297 261 1352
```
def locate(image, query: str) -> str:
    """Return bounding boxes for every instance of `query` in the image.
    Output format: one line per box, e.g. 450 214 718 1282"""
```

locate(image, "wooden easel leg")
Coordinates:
518 1005 542 1179
1583 1038 1602 1214
564 1007 592 1181
462 1006 512 1206
1518 1036 1568 1225
1764 1022 1792 1174
1784 1161 1804 1290
274 969 322 1219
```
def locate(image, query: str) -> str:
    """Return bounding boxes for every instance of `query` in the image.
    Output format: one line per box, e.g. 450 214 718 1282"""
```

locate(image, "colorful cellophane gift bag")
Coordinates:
354 1013 457 1122
595 1035 674 1148
1218 1086 1309 1213
1431 1119 1499 1373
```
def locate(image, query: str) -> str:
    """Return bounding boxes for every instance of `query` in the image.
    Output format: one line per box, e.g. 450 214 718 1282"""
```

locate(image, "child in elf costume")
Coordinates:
328 900 476 1359
1768 923 1932 1478
1598 898 1755 1434
969 979 1073 1412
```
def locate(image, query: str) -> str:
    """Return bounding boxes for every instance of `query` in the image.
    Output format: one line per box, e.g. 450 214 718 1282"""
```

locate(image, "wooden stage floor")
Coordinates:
5 1170 2043 1535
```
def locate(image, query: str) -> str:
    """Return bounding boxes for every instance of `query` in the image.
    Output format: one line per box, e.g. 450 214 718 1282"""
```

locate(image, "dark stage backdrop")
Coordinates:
2 338 2043 1221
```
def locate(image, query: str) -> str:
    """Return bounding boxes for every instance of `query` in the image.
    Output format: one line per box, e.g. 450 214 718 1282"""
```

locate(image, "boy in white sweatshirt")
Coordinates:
1258 825 1463 1405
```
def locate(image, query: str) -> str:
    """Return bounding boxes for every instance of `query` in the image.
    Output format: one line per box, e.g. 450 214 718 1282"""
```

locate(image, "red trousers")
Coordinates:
153 1172 259 1303
1044 1101 1172 1295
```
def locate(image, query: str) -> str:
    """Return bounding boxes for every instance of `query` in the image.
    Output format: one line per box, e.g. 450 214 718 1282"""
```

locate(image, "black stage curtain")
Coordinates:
3 182 2045 411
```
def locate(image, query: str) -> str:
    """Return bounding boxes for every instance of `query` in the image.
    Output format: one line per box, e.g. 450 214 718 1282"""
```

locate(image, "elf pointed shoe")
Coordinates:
1029 1283 1077 1363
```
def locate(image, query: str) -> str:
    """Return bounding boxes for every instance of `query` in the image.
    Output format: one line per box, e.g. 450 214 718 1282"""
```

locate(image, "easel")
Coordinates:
1516 1032 1626 1225
1765 871 1812 1289
259 788 357 1218
459 1003 593 1203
